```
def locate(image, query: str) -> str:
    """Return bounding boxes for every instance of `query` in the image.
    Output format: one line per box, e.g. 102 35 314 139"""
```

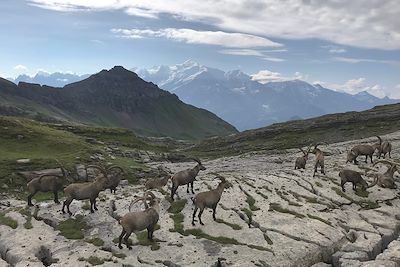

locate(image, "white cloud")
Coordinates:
13 64 28 71
111 28 283 48
262 56 285 62
322 45 347 53
334 57 400 65
29 0 400 50
315 78 386 98
251 70 305 83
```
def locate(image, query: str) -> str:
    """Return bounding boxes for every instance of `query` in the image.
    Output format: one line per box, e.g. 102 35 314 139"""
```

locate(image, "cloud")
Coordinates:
322 45 346 53
314 78 386 98
262 56 285 62
219 49 286 61
333 57 400 65
29 0 400 50
251 70 305 83
111 28 283 48
13 64 28 71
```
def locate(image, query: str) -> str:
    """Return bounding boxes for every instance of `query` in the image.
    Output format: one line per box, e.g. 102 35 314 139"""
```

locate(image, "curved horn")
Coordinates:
191 158 202 164
376 136 382 145
55 159 67 177
87 165 108 177
367 175 378 188
373 160 396 168
214 175 226 183
144 191 157 200
129 197 148 212
299 147 306 155
107 166 124 174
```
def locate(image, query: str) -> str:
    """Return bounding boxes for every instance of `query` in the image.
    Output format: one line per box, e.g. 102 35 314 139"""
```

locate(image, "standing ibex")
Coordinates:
170 158 206 201
312 143 326 177
347 144 375 164
192 176 229 226
27 160 73 206
295 145 311 170
374 136 392 159
62 165 109 215
105 165 124 193
118 191 160 250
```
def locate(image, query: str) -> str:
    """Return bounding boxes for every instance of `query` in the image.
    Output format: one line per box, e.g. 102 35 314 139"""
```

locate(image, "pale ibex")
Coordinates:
312 143 326 177
170 158 206 201
192 176 229 226
118 191 160 250
295 145 311 170
374 136 392 159
27 161 73 206
339 169 376 192
367 160 399 189
145 166 172 190
347 144 375 164
62 165 109 215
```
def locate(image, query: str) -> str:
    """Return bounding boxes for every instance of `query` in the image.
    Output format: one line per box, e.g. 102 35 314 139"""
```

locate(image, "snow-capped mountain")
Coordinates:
9 71 90 87
137 61 399 130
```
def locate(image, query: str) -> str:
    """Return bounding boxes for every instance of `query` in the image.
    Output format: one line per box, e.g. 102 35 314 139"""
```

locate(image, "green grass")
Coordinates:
18 208 33 229
243 191 260 211
85 237 104 247
167 199 187 214
240 208 253 224
215 218 242 230
136 231 161 251
78 256 105 266
268 203 305 219
331 187 379 209
57 215 87 239
355 187 370 198
0 211 18 229
275 189 302 207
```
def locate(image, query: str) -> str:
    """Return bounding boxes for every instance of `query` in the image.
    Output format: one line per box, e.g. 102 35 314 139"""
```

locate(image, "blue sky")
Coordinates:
0 0 399 98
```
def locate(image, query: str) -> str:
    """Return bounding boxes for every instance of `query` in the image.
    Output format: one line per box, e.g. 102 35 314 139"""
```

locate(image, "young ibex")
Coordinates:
62 165 109 215
369 160 399 189
145 174 172 190
192 176 229 226
170 158 206 201
118 191 160 250
312 143 326 177
295 145 311 170
27 160 73 206
374 136 392 159
105 165 124 193
346 144 375 164
339 169 376 192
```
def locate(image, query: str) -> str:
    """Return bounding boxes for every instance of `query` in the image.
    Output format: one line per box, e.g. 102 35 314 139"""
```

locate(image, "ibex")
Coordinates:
118 191 160 250
105 165 124 193
368 160 399 189
312 143 326 177
295 145 311 170
192 176 229 226
145 166 172 190
62 165 109 215
374 136 392 159
27 160 73 206
170 158 206 201
346 144 375 164
339 169 376 192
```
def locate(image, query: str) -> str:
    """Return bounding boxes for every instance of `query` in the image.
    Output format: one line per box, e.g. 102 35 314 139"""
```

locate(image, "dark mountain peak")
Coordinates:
0 77 17 87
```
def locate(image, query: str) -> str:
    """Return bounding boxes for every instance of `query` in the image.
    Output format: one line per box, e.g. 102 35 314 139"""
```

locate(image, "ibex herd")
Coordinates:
23 135 397 253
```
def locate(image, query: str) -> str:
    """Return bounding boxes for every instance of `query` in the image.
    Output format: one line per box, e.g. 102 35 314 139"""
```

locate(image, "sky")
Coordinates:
0 0 399 98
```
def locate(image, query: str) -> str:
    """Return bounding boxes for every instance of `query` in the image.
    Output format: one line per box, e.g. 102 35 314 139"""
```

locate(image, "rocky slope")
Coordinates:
1 132 400 266
0 67 237 140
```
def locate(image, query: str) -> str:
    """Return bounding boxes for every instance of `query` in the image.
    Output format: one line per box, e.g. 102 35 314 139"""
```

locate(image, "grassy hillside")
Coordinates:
0 116 168 196
189 103 400 157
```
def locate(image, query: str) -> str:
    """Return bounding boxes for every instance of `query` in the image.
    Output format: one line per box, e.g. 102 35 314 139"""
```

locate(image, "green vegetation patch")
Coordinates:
167 199 187 214
275 189 302 207
0 211 18 229
215 218 242 230
268 203 305 219
18 208 33 229
242 191 260 211
85 237 104 247
57 215 88 239
78 256 108 266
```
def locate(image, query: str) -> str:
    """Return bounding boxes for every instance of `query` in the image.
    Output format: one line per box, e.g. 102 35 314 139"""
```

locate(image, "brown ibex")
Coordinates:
375 136 392 159
192 176 229 226
295 145 311 170
312 143 326 177
339 169 376 192
118 191 160 250
366 160 399 189
105 165 124 193
170 158 206 201
347 144 375 164
27 160 73 206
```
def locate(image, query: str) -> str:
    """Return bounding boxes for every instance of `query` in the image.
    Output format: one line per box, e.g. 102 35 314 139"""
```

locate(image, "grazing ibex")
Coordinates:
118 191 160 250
192 176 229 226
62 165 109 215
312 143 326 177
170 158 206 201
295 145 311 170
346 144 375 164
27 160 73 206
369 160 399 189
339 169 376 192
374 136 392 159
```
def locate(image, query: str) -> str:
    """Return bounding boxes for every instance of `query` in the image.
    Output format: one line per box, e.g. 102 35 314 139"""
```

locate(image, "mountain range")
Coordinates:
137 60 399 130
0 66 237 139
9 72 90 88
